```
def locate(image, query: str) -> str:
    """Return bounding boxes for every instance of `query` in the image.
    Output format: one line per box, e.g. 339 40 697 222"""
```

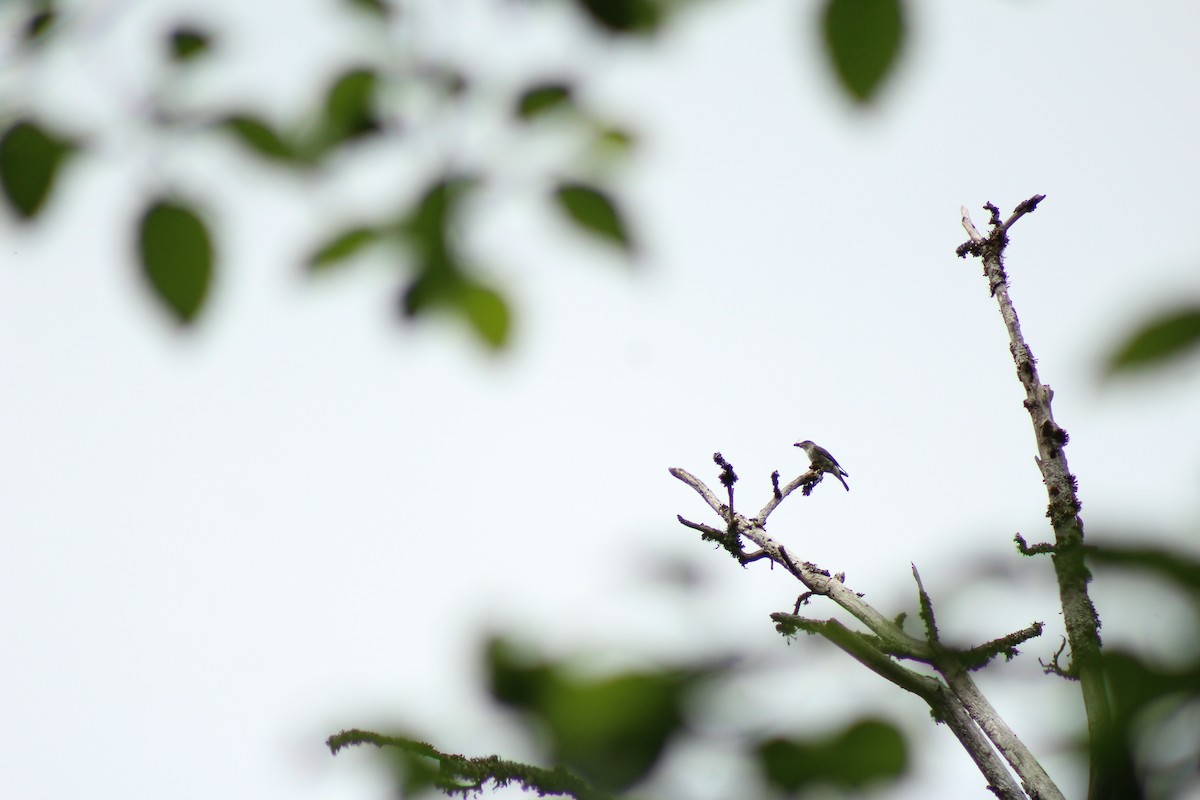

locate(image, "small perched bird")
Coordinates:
794 440 850 491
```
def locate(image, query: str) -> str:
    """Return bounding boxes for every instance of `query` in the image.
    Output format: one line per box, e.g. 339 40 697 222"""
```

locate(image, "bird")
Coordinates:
794 440 850 491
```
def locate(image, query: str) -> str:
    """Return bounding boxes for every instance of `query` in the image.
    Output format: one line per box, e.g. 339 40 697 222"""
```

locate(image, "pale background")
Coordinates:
4 1 1200 798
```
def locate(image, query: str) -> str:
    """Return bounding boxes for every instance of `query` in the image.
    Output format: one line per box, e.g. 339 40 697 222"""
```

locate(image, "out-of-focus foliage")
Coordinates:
758 719 908 792
1 0 907 346
218 66 385 170
1106 305 1200 375
571 0 666 35
515 83 576 121
553 182 635 255
167 25 213 62
138 199 215 324
1086 545 1200 799
0 119 75 219
332 636 911 798
17 1 58 46
345 0 393 20
822 0 906 103
487 638 700 792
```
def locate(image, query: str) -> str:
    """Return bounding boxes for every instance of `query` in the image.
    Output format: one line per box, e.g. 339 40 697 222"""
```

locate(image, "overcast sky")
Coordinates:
4 1 1200 799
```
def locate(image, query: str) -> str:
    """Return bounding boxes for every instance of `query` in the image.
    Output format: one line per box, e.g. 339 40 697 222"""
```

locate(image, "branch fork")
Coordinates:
670 454 1061 800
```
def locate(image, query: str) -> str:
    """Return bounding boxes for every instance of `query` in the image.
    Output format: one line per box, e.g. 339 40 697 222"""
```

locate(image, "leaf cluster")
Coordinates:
2 0 911 346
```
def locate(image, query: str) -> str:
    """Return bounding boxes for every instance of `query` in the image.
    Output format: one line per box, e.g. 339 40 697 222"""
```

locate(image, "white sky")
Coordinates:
4 1 1200 799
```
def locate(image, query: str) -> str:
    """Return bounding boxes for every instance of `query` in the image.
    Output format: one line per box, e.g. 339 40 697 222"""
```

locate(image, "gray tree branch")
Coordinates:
670 465 1057 798
958 197 1132 800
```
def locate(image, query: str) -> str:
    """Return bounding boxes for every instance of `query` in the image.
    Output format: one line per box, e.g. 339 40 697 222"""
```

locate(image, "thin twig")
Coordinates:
755 471 817 523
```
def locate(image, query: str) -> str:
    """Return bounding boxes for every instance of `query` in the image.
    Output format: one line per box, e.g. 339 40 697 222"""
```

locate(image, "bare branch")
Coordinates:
1000 194 1046 232
911 565 940 643
961 205 984 243
1014 533 1055 556
1040 637 1073 678
676 515 724 538
958 197 1121 797
754 470 818 523
671 407 1067 797
939 667 1065 800
774 615 1027 800
668 468 728 518
913 570 1064 800
960 622 1046 670
713 452 738 515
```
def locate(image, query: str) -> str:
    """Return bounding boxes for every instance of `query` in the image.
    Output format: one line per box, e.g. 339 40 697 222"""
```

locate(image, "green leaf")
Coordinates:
1107 306 1200 374
822 0 905 102
322 68 381 145
541 672 687 791
484 640 716 792
516 83 575 120
458 281 511 349
345 0 392 17
758 719 907 791
397 175 509 350
594 126 635 153
138 200 214 324
400 267 461 318
222 115 298 163
308 226 381 271
0 119 75 220
553 182 633 254
24 7 58 44
405 174 477 265
168 26 213 62
573 0 662 35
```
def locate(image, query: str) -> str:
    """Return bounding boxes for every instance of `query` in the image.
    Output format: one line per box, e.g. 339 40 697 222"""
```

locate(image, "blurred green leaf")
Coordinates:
487 638 559 709
399 175 492 343
403 271 512 350
1106 306 1200 374
1087 543 1200 596
573 0 662 35
345 0 392 17
554 182 633 254
459 281 511 349
222 115 299 163
309 226 381 271
486 639 700 792
516 83 575 120
168 26 213 62
822 0 905 102
1105 652 1177 722
0 119 75 220
322 68 381 145
758 719 908 791
400 265 461 318
138 199 214 324
1101 649 1200 796
405 175 477 264
594 126 636 154
23 6 58 43
543 672 689 791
